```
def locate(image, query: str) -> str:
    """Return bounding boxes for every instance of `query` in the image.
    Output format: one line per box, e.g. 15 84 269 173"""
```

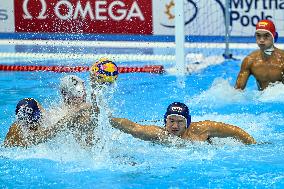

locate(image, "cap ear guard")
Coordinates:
187 115 191 127
61 89 67 96
32 109 42 123
274 32 278 43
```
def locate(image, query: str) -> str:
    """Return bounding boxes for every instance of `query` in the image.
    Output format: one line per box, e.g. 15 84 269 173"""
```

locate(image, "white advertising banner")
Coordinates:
229 0 284 36
0 0 15 32
153 0 284 37
153 0 226 36
1 0 284 38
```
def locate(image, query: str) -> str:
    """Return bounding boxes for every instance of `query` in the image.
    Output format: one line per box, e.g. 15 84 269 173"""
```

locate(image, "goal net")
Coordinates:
154 0 284 73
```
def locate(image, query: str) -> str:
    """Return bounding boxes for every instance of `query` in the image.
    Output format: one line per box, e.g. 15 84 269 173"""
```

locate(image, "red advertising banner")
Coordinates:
14 0 152 34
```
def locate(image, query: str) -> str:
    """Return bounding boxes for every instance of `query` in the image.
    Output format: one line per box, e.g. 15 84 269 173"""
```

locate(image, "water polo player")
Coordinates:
4 98 78 147
38 59 120 148
60 75 87 107
4 98 44 147
110 102 256 144
235 19 284 90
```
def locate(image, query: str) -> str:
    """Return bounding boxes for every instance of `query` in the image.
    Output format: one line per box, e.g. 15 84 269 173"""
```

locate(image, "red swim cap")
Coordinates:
256 20 277 42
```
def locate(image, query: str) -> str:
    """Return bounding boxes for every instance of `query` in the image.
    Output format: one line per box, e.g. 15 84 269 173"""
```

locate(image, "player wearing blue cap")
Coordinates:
4 98 64 147
110 102 256 145
4 97 91 147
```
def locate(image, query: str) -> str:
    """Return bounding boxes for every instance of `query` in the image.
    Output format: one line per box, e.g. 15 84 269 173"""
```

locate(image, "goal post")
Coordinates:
174 0 233 74
175 0 186 75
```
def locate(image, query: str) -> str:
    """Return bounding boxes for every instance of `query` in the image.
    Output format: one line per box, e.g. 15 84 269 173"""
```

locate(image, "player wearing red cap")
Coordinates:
235 19 284 90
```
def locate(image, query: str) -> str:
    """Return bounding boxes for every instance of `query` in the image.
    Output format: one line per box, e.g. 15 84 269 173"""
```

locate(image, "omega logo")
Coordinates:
23 0 47 19
22 0 145 21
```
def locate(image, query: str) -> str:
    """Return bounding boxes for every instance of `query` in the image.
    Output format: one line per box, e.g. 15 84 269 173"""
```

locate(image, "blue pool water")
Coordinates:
1 46 284 188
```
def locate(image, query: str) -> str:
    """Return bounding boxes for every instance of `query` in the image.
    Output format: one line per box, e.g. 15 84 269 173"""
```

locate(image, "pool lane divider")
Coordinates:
0 64 164 74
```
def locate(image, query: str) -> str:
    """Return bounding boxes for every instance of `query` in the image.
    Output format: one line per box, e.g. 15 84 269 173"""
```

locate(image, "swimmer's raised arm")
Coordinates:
54 103 92 131
235 57 252 90
110 117 165 142
200 120 256 144
63 103 97 148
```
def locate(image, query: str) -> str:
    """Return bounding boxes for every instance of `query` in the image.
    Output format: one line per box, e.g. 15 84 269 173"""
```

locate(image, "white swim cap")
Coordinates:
60 75 86 98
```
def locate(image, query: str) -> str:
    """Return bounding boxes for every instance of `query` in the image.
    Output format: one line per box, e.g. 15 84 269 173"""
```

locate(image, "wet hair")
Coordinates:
164 102 191 128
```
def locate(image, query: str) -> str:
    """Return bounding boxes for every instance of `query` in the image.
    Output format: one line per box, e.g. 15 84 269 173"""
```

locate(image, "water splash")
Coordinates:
255 83 284 102
187 78 250 108
187 78 284 109
1 77 284 175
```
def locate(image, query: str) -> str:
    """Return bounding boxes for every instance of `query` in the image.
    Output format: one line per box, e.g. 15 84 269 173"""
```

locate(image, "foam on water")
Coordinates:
187 77 284 108
256 82 284 102
187 77 250 107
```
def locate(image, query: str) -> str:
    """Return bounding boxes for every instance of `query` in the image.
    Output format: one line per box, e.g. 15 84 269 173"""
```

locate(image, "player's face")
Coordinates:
255 31 274 50
71 90 86 105
75 83 87 103
165 115 187 136
62 85 86 106
71 94 86 105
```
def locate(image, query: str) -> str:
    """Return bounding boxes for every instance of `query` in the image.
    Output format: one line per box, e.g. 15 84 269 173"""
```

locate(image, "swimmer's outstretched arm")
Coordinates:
30 125 63 145
235 57 251 90
110 118 165 142
202 120 256 144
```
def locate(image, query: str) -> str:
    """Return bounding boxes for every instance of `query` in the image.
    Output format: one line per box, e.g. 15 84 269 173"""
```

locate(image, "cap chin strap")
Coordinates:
264 46 274 56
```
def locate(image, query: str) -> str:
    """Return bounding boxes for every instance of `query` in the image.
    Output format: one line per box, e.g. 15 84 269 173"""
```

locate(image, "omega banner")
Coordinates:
1 0 284 37
14 0 152 34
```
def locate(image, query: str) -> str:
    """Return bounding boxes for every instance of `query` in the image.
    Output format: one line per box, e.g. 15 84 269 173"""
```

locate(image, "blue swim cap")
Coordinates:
15 98 42 123
164 102 191 128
